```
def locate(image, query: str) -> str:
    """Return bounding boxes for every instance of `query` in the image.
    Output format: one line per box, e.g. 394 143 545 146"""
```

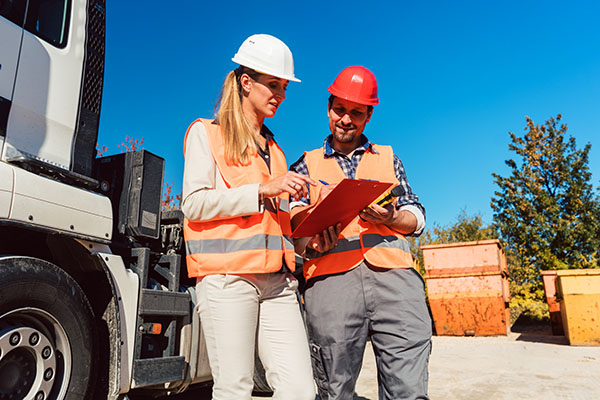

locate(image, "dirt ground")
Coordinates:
164 325 600 400
355 331 600 399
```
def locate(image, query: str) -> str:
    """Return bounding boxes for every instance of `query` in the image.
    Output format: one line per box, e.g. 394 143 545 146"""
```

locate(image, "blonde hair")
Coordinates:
215 67 260 165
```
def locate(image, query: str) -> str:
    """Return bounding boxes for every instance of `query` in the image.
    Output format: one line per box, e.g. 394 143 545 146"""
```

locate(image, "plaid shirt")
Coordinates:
289 135 426 218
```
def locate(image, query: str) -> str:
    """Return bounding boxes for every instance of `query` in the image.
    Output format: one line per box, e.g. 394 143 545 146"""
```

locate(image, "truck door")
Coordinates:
0 1 26 142
3 0 87 171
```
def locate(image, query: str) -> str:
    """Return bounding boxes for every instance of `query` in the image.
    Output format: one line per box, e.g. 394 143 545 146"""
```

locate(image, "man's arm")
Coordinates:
289 153 341 256
289 154 313 228
393 154 425 236
289 154 311 206
359 204 417 235
359 154 424 236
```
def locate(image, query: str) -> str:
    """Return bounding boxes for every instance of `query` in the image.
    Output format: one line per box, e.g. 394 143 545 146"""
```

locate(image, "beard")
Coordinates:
333 125 358 143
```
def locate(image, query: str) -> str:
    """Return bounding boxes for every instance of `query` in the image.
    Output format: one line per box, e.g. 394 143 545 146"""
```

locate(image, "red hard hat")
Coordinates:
328 66 379 106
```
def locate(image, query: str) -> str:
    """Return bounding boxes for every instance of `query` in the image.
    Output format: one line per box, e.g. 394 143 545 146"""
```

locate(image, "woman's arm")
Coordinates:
181 121 261 221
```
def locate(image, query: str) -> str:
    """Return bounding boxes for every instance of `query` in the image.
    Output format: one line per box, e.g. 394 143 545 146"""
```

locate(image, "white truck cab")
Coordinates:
0 1 277 399
1 0 98 177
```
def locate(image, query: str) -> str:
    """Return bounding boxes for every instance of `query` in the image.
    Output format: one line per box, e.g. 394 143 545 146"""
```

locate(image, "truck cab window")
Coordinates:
0 0 27 26
24 0 71 48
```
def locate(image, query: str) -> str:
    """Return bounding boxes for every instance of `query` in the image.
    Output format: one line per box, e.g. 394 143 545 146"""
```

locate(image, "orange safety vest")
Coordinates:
183 119 295 277
303 144 414 280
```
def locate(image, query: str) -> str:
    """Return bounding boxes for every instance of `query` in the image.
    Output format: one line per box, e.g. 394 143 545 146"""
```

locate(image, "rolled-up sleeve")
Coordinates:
181 121 261 221
393 154 426 236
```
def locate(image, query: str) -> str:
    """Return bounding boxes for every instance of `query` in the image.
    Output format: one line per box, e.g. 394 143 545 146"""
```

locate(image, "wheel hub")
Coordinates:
0 326 56 400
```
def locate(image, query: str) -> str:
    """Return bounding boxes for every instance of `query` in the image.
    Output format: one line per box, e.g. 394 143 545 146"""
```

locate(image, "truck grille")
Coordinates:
82 0 105 115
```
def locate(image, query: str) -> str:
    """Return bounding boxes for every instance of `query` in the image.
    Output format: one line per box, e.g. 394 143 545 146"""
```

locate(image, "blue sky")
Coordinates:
99 1 600 228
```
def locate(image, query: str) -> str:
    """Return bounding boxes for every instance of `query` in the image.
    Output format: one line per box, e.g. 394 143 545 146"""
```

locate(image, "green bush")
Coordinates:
508 281 548 324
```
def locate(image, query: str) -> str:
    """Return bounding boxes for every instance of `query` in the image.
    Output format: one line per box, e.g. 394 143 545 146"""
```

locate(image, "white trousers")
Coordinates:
196 271 315 400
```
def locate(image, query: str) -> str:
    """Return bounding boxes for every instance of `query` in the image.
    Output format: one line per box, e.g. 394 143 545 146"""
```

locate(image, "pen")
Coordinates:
319 180 329 185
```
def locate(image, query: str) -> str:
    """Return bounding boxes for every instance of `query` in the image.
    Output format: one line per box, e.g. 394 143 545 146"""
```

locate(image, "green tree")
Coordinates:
491 115 600 295
429 210 497 244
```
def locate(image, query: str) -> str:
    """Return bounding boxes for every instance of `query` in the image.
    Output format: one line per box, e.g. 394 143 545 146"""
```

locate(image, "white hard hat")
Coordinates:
232 34 301 82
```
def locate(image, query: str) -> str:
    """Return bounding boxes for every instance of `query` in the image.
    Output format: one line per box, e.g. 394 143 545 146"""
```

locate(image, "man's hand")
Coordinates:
306 223 342 253
315 183 336 202
359 203 396 225
290 183 338 230
360 205 418 235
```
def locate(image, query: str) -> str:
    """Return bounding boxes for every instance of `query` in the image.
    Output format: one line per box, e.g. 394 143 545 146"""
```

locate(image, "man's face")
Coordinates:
328 97 372 145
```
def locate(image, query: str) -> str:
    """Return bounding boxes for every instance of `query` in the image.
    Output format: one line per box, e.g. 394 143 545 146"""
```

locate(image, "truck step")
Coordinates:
132 356 186 388
139 289 190 316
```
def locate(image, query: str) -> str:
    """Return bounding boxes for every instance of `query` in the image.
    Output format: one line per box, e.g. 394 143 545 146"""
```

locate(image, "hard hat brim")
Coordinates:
328 86 379 106
232 57 300 82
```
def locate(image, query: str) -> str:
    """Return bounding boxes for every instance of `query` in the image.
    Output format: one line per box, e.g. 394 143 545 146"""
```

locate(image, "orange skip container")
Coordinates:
422 240 510 336
556 269 600 346
541 270 564 335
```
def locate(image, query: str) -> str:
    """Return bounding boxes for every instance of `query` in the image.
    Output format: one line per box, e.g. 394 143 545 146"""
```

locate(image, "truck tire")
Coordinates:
0 257 96 400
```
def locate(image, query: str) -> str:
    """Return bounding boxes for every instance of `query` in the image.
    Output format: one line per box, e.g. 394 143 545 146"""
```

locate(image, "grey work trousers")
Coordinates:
304 262 432 400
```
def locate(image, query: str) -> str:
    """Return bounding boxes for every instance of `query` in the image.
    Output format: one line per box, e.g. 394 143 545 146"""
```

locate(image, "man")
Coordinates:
290 66 431 400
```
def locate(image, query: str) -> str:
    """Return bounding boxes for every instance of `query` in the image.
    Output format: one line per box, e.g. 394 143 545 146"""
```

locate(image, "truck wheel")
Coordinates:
0 257 96 400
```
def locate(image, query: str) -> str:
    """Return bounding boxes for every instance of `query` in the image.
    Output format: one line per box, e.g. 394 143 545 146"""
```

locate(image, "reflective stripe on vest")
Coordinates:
303 145 413 280
186 233 287 254
183 119 295 277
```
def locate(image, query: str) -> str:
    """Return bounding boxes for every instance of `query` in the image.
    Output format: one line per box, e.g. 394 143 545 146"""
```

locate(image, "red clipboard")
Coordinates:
290 179 393 238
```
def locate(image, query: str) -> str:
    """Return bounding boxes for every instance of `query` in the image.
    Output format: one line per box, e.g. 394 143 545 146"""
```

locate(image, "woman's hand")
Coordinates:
259 172 317 201
306 223 342 253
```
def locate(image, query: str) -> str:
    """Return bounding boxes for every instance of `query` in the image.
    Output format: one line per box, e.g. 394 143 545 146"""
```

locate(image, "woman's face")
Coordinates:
243 73 289 118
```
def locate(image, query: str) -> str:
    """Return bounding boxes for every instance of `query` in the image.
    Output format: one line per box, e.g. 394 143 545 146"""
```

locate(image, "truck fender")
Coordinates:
76 240 140 396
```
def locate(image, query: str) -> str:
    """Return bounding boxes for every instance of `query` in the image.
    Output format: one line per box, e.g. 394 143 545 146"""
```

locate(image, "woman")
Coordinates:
182 34 337 400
